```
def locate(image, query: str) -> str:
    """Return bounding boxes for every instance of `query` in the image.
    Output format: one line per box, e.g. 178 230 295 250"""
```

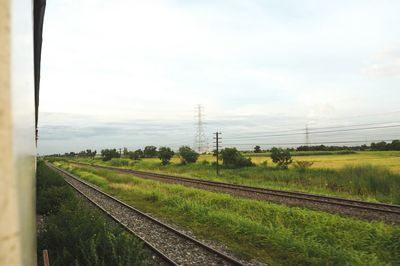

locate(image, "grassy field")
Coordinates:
110 151 400 173
53 161 400 266
195 151 400 173
58 150 400 204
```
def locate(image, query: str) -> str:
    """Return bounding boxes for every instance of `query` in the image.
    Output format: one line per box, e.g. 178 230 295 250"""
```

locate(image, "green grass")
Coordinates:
56 162 400 266
63 156 400 204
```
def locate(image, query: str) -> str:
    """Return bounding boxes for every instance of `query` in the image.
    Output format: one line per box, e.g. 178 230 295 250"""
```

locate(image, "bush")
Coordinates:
109 158 130 167
36 161 74 214
158 147 174 165
220 148 254 168
293 161 314 171
128 149 143 160
201 160 210 165
37 186 74 215
271 147 292 169
179 146 199 164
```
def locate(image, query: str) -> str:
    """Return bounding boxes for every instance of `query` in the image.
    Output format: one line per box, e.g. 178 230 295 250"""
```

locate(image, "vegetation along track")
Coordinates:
46 163 247 266
73 162 400 223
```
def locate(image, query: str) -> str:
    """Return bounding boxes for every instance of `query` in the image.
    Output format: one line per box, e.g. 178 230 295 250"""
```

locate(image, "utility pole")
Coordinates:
213 132 222 175
305 124 309 146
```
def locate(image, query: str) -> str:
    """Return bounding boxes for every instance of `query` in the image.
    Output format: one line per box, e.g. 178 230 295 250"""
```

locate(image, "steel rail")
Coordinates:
47 162 245 266
72 162 400 216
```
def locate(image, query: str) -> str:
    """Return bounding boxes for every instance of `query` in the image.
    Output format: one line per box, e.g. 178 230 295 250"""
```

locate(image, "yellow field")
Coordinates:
195 151 400 174
126 151 400 174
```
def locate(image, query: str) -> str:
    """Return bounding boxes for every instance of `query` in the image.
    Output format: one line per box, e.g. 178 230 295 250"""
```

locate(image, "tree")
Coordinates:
270 147 292 169
390 140 400 150
143 146 158 158
128 149 143 160
101 149 120 161
123 147 129 157
81 149 96 158
254 145 262 153
158 147 174 165
178 146 199 164
360 144 368 151
371 141 387 151
220 147 253 168
65 152 76 157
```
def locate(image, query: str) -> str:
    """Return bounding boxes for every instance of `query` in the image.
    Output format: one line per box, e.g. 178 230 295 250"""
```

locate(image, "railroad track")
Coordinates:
71 162 400 223
47 163 247 266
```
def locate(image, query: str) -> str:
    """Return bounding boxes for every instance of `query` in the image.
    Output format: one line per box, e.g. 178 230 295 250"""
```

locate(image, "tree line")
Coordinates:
47 139 400 159
296 140 400 151
249 140 400 153
100 145 199 165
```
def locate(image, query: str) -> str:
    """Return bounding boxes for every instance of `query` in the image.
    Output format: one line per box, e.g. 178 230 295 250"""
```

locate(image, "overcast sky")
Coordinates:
38 0 400 154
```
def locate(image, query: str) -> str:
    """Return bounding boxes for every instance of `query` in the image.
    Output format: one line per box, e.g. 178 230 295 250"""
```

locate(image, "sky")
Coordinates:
38 0 400 154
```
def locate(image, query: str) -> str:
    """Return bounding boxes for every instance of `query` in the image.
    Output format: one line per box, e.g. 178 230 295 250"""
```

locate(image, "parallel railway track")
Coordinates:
47 162 247 266
71 162 400 223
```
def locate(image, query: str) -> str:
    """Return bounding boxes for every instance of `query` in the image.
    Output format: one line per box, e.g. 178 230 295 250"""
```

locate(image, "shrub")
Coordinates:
37 186 74 215
36 161 74 215
294 161 314 171
220 148 254 168
201 160 210 165
129 149 143 160
179 146 199 164
129 161 138 167
158 147 174 165
109 158 130 167
271 147 292 169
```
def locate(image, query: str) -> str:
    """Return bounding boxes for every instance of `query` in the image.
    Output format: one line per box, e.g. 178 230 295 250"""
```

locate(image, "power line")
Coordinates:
223 124 400 140
315 110 400 121
305 124 309 146
223 121 400 139
223 139 398 146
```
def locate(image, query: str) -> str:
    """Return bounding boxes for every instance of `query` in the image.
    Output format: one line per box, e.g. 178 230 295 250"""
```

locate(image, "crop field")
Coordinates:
59 150 400 204
51 161 400 266
195 151 400 173
100 151 400 173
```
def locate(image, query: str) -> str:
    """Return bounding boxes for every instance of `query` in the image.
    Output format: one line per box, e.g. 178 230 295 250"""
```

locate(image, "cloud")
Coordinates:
364 46 400 77
38 1 400 154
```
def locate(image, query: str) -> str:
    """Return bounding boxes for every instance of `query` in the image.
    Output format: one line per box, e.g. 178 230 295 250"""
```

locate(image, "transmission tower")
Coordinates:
194 104 209 153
